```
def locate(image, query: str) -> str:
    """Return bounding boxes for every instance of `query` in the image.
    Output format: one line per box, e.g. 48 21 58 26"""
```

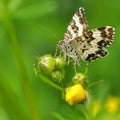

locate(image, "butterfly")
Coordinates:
57 7 115 64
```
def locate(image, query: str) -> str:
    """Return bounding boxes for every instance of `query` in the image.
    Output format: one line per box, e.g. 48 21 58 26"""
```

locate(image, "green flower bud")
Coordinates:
55 57 66 69
51 70 65 82
72 73 88 86
38 54 56 73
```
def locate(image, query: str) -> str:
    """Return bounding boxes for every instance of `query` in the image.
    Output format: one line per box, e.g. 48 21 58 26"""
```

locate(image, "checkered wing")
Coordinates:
58 7 115 64
81 26 115 61
64 7 89 41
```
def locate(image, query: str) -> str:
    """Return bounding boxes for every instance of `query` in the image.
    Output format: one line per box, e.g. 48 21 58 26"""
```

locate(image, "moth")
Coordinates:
57 7 115 64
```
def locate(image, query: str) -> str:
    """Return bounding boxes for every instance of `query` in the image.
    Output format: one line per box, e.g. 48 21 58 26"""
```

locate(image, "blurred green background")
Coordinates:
0 0 120 120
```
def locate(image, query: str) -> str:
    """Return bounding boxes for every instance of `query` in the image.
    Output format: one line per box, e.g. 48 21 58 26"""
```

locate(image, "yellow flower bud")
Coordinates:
65 84 87 105
38 54 56 73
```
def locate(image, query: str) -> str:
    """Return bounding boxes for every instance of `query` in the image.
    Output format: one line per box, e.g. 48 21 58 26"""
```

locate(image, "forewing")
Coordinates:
64 7 89 41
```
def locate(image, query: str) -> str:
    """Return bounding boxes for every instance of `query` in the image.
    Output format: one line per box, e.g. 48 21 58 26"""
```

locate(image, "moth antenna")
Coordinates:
38 24 59 40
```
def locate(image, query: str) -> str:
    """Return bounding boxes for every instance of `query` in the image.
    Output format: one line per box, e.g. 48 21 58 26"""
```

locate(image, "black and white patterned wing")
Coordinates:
64 7 89 41
81 26 115 61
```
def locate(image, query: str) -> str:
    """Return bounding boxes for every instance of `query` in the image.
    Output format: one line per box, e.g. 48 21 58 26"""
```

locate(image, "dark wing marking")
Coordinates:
83 26 115 61
69 26 115 61
64 7 89 41
85 48 108 61
88 26 115 48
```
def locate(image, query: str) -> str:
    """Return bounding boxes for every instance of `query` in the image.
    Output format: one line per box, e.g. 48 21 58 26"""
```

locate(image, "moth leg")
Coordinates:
84 63 89 75
67 57 73 65
54 45 59 57
67 57 70 65
73 59 77 73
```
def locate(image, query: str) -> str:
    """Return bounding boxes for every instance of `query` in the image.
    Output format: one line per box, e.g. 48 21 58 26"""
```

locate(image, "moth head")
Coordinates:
57 40 67 53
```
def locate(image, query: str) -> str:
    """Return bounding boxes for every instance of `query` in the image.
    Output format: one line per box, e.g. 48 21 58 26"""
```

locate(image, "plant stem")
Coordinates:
3 6 40 120
38 73 64 92
76 105 90 120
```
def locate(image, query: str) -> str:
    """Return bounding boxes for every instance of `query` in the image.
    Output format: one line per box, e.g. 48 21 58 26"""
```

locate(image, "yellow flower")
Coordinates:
105 96 120 114
93 100 101 117
65 84 87 105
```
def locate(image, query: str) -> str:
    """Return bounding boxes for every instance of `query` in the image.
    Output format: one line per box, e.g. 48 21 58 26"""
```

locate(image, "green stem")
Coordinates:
3 6 40 120
38 73 64 92
76 105 90 120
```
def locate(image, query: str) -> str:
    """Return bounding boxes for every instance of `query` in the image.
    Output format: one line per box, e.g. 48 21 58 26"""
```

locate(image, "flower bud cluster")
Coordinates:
38 54 66 82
